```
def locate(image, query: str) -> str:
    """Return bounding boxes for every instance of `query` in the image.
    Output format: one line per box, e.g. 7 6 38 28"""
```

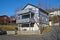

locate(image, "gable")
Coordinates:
24 5 37 10
22 4 48 15
23 4 38 9
23 5 39 13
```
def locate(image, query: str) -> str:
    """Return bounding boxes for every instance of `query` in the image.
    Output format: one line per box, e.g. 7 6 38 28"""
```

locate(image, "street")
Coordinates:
0 35 43 40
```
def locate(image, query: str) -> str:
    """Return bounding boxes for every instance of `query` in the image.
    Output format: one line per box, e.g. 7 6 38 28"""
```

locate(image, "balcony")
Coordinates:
16 18 35 23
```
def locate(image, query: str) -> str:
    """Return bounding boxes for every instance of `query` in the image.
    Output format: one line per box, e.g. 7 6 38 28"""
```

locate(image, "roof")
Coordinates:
0 15 9 17
22 4 49 15
46 9 60 13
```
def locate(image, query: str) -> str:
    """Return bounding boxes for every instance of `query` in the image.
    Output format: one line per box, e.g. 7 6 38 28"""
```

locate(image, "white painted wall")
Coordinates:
34 23 39 30
49 21 52 26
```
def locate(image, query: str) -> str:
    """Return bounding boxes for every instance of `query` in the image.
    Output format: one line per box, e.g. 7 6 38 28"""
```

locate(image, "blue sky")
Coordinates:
0 0 60 16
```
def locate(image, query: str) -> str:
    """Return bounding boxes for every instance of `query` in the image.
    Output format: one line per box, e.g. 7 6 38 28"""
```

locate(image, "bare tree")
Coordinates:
33 9 43 34
15 7 21 13
39 14 43 34
37 0 53 33
38 0 52 10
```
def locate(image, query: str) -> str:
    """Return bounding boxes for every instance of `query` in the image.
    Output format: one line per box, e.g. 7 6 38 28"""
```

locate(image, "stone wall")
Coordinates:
7 31 15 35
17 30 40 35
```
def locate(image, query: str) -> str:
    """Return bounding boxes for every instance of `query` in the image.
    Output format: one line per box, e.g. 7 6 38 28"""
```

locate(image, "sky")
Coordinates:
0 0 60 16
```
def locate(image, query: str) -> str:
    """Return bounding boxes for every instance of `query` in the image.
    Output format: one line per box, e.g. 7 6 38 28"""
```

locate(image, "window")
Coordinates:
22 14 30 19
30 23 34 27
22 12 34 19
46 18 48 21
31 12 34 17
21 23 34 27
42 17 43 20
22 24 29 27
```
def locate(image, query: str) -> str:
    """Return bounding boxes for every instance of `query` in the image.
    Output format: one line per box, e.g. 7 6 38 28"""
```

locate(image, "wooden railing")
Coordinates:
16 18 35 23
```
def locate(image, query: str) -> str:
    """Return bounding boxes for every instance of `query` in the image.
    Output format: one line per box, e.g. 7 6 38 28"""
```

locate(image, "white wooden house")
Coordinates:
16 4 49 31
49 10 60 26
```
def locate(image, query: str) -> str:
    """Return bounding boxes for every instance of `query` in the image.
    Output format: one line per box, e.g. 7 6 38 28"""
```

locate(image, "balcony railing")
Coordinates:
16 18 35 23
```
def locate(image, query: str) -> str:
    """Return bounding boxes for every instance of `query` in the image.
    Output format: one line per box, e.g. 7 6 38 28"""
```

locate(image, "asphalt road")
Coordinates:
0 35 43 40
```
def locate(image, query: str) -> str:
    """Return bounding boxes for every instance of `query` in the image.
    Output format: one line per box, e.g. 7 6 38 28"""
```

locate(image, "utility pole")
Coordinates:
57 15 60 26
